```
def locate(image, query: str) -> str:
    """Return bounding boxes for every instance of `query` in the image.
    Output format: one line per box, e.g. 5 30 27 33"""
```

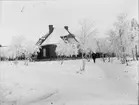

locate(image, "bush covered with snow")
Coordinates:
0 35 41 64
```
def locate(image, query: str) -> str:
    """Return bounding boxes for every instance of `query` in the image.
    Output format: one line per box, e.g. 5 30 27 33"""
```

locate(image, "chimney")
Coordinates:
48 25 54 34
64 26 72 35
64 26 68 31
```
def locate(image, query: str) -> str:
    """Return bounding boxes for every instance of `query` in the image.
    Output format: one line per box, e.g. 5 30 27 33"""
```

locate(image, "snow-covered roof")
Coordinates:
41 27 74 45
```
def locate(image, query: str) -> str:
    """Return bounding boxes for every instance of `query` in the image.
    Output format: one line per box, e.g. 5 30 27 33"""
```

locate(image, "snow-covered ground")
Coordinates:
0 58 138 105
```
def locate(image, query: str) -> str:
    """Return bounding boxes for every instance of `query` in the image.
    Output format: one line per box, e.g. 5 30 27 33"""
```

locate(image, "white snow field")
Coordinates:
0 58 138 105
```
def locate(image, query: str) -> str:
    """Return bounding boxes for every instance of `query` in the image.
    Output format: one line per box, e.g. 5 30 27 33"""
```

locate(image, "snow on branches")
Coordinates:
107 13 139 63
77 19 98 55
0 36 41 61
56 40 78 57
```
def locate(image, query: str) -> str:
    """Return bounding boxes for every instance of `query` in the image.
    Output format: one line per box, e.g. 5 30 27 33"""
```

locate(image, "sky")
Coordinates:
0 0 138 45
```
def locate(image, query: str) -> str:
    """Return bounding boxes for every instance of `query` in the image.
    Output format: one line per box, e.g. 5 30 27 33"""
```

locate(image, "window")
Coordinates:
43 48 46 57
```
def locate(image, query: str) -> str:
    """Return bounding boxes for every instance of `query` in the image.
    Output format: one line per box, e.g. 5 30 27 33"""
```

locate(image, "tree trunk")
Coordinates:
135 45 138 60
122 53 128 66
120 56 123 63
120 46 128 65
81 53 86 71
81 59 85 71
102 54 105 62
24 58 29 66
61 56 64 65
61 60 63 65
108 56 110 62
14 59 18 65
117 55 119 60
132 49 135 60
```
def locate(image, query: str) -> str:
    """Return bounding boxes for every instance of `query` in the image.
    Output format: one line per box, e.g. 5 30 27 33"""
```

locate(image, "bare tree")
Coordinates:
77 19 97 71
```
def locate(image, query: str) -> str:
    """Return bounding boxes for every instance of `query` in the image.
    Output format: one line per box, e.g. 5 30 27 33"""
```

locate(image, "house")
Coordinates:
36 25 57 60
36 25 79 60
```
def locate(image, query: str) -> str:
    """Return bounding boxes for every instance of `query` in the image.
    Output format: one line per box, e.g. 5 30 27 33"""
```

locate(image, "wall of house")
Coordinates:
37 44 57 60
